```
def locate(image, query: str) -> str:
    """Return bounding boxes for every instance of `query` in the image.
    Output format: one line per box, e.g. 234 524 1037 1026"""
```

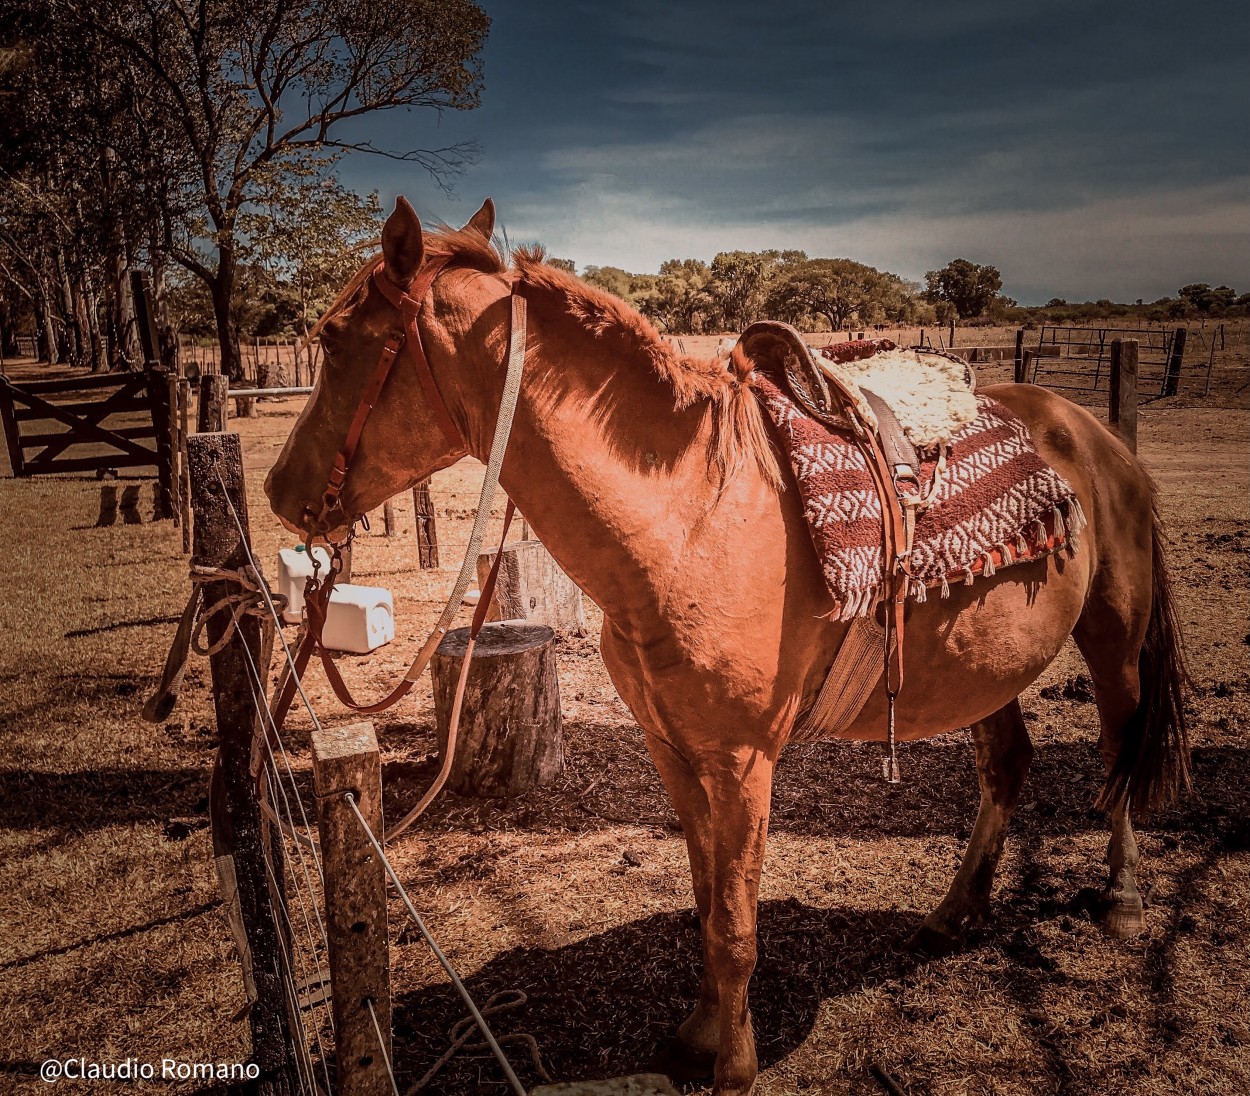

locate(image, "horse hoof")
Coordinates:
1103 901 1146 940
907 923 963 957
646 1035 716 1082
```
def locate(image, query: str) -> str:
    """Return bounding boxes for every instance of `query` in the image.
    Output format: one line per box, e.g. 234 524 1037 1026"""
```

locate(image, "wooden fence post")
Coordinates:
133 270 178 521
1109 339 1138 454
311 721 392 1096
413 478 439 569
129 269 161 370
145 369 177 520
188 433 300 1094
1013 329 1025 382
198 372 229 433
382 499 396 538
177 377 192 552
1163 326 1187 397
1018 349 1034 385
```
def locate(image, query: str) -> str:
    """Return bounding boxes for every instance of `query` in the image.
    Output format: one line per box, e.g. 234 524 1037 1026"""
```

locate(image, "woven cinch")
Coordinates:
753 376 1086 620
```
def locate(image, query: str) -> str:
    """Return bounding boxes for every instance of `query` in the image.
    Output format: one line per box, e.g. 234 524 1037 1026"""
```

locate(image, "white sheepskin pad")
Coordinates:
816 348 978 450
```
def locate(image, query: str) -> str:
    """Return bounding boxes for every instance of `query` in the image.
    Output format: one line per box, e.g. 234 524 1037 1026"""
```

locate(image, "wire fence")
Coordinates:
211 461 535 1094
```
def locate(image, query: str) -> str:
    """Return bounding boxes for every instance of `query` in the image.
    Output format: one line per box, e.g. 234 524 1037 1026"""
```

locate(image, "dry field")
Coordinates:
0 326 1247 1095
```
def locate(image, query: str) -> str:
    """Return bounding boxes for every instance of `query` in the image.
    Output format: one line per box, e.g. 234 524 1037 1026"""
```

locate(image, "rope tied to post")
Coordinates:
190 563 285 656
142 560 287 723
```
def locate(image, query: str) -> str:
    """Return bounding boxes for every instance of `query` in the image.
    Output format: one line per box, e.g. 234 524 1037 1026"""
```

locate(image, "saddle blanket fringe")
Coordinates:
753 376 1086 620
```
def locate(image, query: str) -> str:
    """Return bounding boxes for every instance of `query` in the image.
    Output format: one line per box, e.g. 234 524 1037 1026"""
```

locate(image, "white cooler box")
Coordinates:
277 546 332 624
321 584 395 654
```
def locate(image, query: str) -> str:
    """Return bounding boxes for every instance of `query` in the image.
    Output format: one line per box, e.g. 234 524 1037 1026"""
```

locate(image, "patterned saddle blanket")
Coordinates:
752 368 1085 620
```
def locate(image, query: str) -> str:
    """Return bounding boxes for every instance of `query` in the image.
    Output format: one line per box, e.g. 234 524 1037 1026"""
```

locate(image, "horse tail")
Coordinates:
1095 494 1192 816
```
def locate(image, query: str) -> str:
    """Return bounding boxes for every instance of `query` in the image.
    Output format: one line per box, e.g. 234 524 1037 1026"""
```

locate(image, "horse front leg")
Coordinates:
696 746 775 1095
643 735 720 1078
911 698 1033 954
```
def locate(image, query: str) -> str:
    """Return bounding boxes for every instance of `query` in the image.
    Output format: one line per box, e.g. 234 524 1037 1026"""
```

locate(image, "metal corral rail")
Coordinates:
1029 325 1185 398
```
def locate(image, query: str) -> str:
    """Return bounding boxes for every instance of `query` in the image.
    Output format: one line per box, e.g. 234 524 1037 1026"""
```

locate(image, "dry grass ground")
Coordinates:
0 325 1247 1094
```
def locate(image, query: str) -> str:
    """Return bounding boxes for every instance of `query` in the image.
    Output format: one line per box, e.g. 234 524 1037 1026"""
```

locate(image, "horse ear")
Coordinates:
463 198 495 239
382 196 424 287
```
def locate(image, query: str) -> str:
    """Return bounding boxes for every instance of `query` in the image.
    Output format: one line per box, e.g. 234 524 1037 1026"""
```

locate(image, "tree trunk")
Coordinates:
476 538 587 635
83 277 105 372
210 255 244 382
35 279 60 365
430 622 563 798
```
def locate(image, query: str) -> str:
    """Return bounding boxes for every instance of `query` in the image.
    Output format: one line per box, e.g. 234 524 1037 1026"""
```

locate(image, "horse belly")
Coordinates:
837 545 1092 742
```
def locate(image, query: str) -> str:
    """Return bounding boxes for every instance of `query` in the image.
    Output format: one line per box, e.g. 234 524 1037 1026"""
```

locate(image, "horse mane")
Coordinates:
511 246 782 490
305 227 780 489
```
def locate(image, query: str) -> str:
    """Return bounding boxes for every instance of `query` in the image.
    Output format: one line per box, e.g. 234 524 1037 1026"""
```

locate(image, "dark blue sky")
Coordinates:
338 0 1249 304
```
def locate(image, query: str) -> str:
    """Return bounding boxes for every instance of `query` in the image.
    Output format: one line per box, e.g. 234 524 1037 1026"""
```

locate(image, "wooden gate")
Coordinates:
0 369 177 514
0 268 179 518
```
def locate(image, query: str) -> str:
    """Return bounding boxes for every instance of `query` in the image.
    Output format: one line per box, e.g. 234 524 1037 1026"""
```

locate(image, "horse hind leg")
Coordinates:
910 698 1033 955
1074 504 1190 940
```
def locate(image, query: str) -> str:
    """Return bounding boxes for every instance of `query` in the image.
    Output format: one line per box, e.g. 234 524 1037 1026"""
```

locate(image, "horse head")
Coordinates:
264 196 498 540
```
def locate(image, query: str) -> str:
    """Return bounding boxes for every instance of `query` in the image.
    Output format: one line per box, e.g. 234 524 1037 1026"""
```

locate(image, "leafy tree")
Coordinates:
547 257 576 274
708 249 805 331
581 265 634 299
241 168 383 377
1179 283 1236 314
924 258 1003 319
637 258 716 334
765 259 927 332
40 0 490 379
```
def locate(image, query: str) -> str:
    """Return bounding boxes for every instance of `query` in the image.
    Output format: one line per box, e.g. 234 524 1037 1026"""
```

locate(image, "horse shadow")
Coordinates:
390 899 921 1094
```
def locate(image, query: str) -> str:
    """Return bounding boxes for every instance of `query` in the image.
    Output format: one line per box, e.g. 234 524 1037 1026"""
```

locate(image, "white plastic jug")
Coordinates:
322 584 395 654
276 545 331 624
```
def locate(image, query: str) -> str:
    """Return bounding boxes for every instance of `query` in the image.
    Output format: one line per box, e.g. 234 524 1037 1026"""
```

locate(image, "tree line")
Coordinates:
0 0 490 378
553 256 1250 336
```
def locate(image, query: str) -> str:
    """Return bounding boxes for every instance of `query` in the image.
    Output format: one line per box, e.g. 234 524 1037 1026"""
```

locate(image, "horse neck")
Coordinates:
433 276 719 623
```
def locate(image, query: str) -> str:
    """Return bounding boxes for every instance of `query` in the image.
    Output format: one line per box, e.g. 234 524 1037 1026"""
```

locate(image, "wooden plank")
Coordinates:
189 433 299 1094
8 371 148 396
20 424 157 446
14 395 152 421
311 721 392 1096
0 378 28 476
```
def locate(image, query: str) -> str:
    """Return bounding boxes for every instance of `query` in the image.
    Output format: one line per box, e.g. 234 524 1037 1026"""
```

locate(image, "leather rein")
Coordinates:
272 257 527 839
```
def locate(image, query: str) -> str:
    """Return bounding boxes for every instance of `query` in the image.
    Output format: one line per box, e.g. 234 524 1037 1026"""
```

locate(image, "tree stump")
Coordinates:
476 538 587 635
431 622 562 798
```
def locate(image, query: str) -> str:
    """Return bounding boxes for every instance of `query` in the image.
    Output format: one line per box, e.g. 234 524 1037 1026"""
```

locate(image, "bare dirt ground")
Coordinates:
1 327 1247 1094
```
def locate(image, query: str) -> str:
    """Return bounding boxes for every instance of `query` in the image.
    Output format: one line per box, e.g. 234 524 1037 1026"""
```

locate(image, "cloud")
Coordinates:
340 0 1250 303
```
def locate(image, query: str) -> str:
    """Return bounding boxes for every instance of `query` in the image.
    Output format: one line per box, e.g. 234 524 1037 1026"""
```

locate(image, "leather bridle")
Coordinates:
306 257 465 535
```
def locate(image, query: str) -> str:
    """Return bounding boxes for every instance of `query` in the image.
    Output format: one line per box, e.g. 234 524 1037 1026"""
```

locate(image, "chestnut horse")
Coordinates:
266 198 1189 1095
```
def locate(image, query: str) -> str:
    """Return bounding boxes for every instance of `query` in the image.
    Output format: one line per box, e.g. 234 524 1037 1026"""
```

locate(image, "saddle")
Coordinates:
732 321 967 778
